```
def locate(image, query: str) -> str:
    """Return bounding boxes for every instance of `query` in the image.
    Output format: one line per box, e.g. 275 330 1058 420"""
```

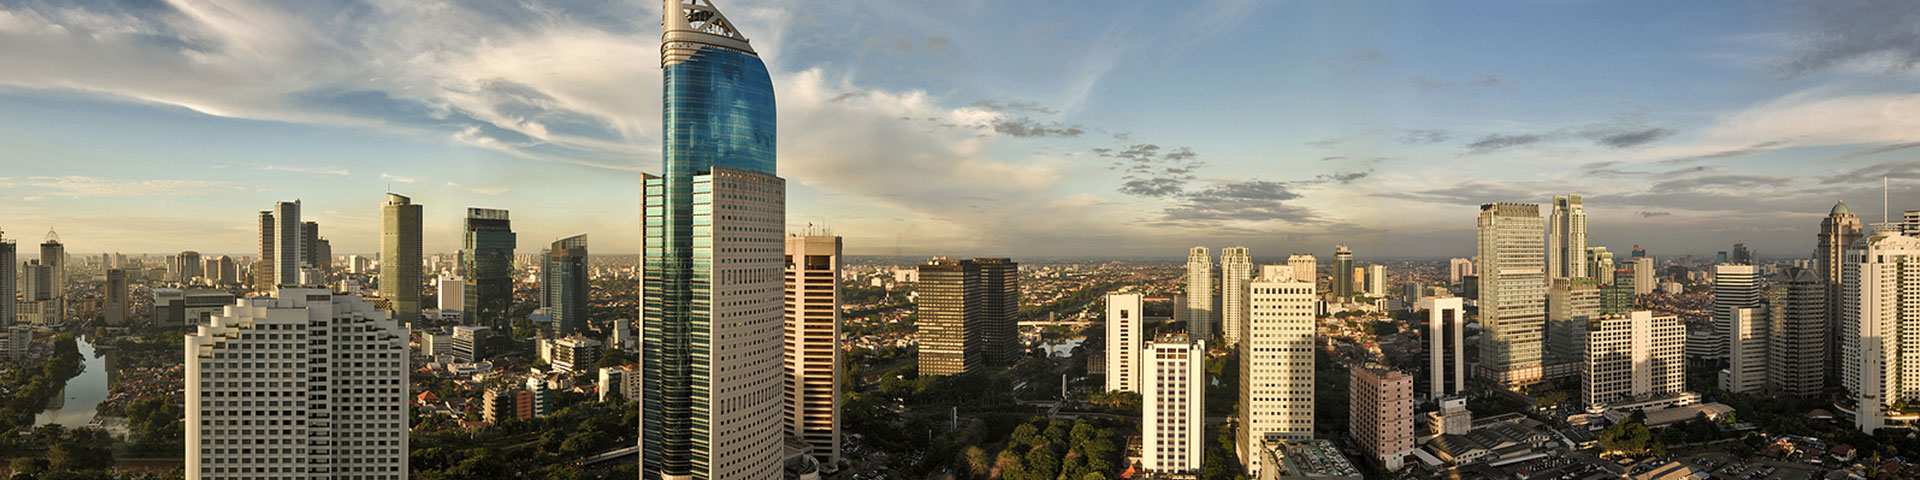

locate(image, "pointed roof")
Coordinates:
662 0 755 66
1832 200 1852 216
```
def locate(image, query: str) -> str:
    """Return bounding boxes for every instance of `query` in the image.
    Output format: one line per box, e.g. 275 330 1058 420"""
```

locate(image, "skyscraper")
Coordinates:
185 288 408 479
1579 311 1685 412
39 232 63 323
1841 226 1920 431
1547 278 1601 364
457 208 515 329
104 269 128 325
1633 257 1656 296
0 230 14 325
255 210 275 291
1586 246 1615 285
544 235 588 337
1241 267 1315 476
643 4 785 475
1767 267 1826 398
437 275 466 321
1478 203 1546 386
1142 335 1203 475
1350 365 1414 471
1548 194 1588 280
916 258 982 376
380 193 423 324
1332 245 1354 300
1731 242 1754 265
1818 201 1863 382
273 201 302 286
1186 247 1215 340
1422 297 1466 399
1105 293 1143 393
300 221 322 280
1221 246 1252 345
977 258 1020 366
1364 264 1386 297
1714 264 1762 384
783 235 841 469
1448 258 1474 285
174 250 202 282
1287 254 1317 290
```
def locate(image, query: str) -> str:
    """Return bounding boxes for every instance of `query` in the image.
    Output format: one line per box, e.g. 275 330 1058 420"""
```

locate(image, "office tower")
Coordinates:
1732 243 1754 265
38 233 62 323
437 275 465 321
1350 365 1413 471
1105 293 1143 393
552 335 603 373
1604 268 1637 314
1767 267 1826 398
613 318 637 351
1719 305 1766 394
783 235 841 469
1478 203 1547 386
600 365 644 402
977 258 1020 366
299 221 323 279
104 269 128 326
1548 194 1588 280
642 3 786 477
21 261 51 302
1631 245 1646 258
1422 297 1466 399
216 256 236 285
1547 278 1601 364
1587 247 1615 285
1240 268 1315 476
1221 246 1253 345
1141 335 1203 475
1448 258 1474 285
1186 247 1215 339
0 231 12 326
255 211 275 290
1633 257 1656 296
1364 264 1386 297
1819 201 1863 382
185 288 407 480
527 377 552 417
461 208 516 329
272 201 302 286
1351 267 1365 298
313 238 332 277
380 193 423 324
1 324 29 361
1716 251 1729 264
1578 311 1685 412
1287 254 1317 289
1332 245 1354 301
1841 227 1920 431
175 250 203 281
1714 264 1761 364
917 258 982 376
450 325 491 363
543 235 588 337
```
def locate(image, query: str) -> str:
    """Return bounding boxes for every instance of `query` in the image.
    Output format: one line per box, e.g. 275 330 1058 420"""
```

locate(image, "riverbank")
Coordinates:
0 334 83 430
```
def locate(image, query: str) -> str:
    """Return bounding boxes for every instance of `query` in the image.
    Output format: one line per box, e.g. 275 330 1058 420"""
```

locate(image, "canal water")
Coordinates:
37 338 113 428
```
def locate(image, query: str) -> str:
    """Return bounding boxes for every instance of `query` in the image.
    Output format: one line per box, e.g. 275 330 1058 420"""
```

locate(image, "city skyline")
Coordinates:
1 1 1917 257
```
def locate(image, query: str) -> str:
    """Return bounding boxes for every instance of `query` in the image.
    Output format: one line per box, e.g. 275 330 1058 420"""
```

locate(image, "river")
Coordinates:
37 337 113 428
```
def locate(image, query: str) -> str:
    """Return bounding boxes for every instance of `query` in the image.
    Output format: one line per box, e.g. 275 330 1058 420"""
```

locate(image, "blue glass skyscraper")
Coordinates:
643 1 786 479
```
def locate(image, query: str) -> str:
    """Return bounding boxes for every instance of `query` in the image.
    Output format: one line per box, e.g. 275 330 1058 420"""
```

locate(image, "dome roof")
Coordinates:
1832 201 1851 215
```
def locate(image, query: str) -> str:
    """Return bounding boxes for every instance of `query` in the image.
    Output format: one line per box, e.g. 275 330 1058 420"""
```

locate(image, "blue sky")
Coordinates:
0 0 1917 260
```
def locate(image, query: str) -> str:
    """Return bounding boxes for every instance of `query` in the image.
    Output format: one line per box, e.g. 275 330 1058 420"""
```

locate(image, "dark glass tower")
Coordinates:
544 234 588 337
643 1 785 479
462 208 516 329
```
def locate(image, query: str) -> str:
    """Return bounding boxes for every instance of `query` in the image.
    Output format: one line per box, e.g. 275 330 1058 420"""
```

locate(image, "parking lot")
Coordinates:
1673 452 1820 480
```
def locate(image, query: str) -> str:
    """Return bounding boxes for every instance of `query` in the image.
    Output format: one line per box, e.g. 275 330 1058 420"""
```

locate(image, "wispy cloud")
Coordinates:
265 165 349 176
0 176 245 197
380 173 417 184
444 181 508 196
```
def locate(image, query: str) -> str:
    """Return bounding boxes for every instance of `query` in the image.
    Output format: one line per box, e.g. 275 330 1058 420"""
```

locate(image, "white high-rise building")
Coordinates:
1720 306 1767 394
1422 296 1467 399
1448 258 1474 285
1479 203 1546 386
1240 267 1315 476
1287 254 1317 291
1633 257 1656 296
1141 335 1203 474
1713 264 1761 364
784 235 842 469
1548 194 1588 280
185 288 408 480
272 201 303 286
1579 311 1685 412
1842 227 1920 431
1221 246 1253 345
1364 264 1386 297
1586 247 1615 285
1105 293 1143 393
1187 247 1215 340
437 275 465 320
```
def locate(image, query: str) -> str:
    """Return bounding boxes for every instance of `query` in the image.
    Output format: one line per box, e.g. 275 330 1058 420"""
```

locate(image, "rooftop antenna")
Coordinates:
1885 176 1890 225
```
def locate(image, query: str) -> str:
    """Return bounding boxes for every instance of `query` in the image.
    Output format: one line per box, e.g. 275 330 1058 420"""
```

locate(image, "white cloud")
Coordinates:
0 176 245 197
445 181 507 196
380 173 416 184
265 164 349 176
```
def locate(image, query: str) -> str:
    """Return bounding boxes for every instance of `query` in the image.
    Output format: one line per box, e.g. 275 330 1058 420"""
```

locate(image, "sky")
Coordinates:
1 0 1918 261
